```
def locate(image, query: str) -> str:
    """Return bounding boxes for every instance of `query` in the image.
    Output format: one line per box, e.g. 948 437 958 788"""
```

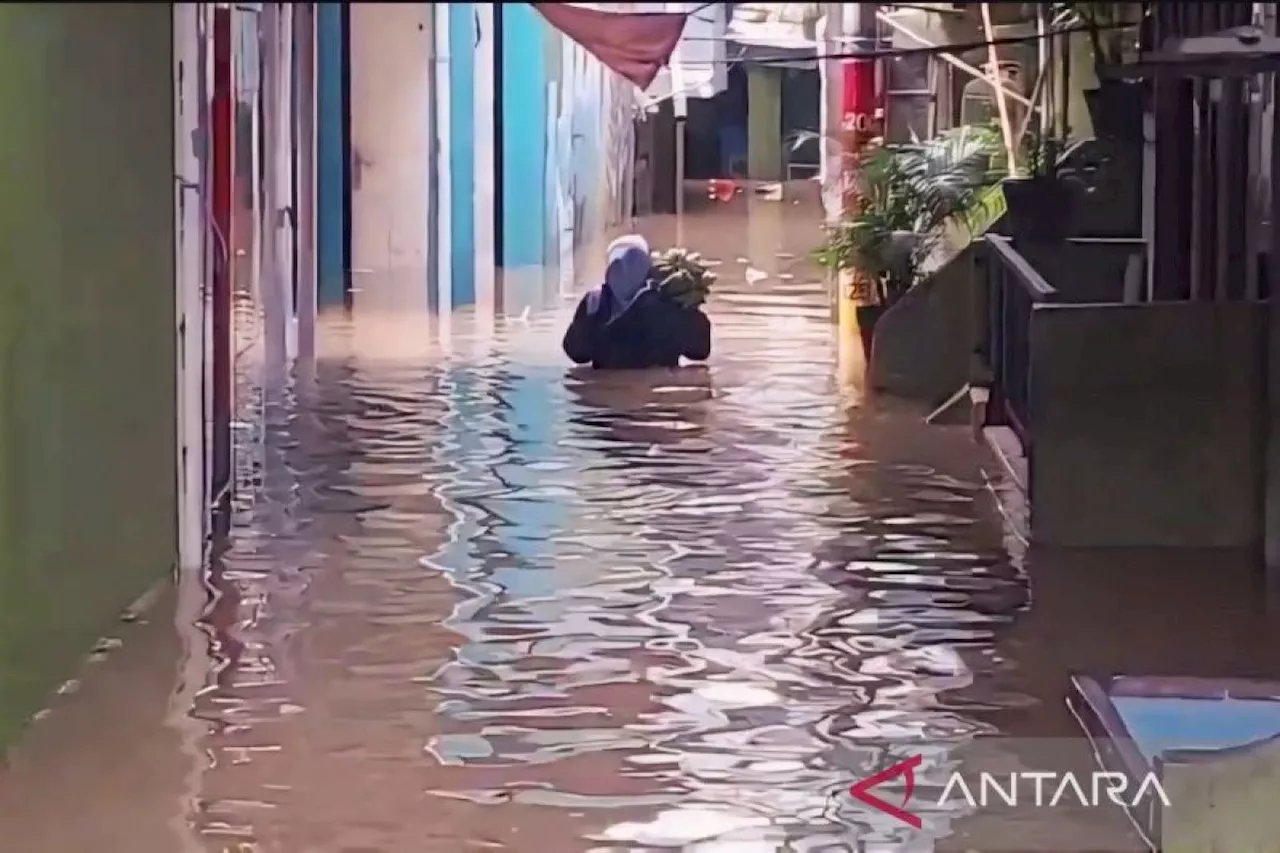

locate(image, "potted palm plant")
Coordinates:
1053 2 1143 142
1000 128 1106 242
1002 130 1072 242
813 126 1002 352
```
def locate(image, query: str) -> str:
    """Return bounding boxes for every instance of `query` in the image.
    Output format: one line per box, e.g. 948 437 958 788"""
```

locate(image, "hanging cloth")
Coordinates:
533 3 689 89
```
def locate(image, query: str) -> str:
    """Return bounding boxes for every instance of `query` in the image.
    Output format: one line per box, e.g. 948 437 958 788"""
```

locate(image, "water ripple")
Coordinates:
185 231 1031 851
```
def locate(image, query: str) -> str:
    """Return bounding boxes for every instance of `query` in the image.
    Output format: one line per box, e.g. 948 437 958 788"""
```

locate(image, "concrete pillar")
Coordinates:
295 3 319 360
261 3 289 373
823 3 878 391
277 4 298 359
174 1 206 571
819 3 845 251
747 67 783 180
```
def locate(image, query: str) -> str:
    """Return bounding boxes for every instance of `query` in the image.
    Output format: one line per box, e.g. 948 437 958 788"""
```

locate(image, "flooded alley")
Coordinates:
3 195 1279 852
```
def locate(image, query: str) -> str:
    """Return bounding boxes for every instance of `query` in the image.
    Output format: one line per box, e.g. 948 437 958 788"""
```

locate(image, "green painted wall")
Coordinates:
0 4 177 745
747 67 783 181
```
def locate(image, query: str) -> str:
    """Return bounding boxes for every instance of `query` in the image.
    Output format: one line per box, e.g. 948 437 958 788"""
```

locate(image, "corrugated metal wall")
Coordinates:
0 4 177 743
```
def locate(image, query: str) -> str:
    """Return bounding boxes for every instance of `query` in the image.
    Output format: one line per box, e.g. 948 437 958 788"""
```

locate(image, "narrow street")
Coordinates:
1 194 1276 852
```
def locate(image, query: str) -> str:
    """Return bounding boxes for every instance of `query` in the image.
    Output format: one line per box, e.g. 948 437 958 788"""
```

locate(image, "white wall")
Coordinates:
261 3 295 374
350 3 433 312
173 1 207 571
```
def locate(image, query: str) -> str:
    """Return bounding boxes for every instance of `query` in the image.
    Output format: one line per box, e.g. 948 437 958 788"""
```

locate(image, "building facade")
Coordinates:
0 1 648 745
314 3 638 315
0 3 180 744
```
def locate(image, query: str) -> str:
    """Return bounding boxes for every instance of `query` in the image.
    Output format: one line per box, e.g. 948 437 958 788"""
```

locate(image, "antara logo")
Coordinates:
850 755 1172 829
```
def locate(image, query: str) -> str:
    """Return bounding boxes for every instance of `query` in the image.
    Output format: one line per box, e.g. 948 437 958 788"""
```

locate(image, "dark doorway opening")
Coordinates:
683 64 749 180
781 67 820 179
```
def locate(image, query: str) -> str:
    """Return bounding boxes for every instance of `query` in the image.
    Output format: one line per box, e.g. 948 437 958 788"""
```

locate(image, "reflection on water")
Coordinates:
204 317 1023 850
2 200 1279 852
197 199 1031 850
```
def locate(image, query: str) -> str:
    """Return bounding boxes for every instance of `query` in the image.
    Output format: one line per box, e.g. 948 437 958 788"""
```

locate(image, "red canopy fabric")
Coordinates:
534 4 689 89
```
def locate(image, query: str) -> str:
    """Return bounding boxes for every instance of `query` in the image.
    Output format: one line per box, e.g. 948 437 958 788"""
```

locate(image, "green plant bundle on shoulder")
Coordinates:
650 247 716 309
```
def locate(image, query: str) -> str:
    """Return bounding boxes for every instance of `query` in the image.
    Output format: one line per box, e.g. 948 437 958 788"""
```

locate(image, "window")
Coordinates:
885 53 935 143
887 53 930 93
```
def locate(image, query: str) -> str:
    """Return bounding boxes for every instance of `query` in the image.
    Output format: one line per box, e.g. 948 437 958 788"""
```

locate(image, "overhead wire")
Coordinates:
686 20 1139 67
577 3 1136 67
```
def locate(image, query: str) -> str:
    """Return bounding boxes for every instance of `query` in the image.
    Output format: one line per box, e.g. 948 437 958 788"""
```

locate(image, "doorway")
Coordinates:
348 3 434 313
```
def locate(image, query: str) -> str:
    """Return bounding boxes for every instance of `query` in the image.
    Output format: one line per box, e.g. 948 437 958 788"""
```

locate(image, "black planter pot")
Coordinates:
1001 176 1075 243
1084 81 1144 143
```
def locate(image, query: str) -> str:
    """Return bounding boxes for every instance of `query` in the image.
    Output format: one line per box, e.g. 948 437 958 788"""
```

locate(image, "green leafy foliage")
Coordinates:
1020 126 1106 190
650 247 716 308
812 125 1003 304
1021 127 1065 179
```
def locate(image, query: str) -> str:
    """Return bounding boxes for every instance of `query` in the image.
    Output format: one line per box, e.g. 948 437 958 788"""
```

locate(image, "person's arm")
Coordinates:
680 308 712 361
562 294 597 364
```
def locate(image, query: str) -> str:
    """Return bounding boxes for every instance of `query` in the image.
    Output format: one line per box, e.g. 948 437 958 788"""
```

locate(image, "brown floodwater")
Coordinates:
2 193 1279 852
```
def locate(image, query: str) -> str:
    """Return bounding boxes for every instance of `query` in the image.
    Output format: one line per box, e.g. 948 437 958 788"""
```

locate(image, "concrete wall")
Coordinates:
174 3 206 572
600 63 638 247
0 4 177 743
349 3 432 312
497 7 635 310
871 237 1143 404
1017 239 1143 302
1028 302 1264 548
1069 141 1143 239
747 67 783 180
870 242 983 404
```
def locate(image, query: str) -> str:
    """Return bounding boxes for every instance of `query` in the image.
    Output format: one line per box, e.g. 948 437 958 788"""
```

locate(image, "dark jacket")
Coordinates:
562 285 712 370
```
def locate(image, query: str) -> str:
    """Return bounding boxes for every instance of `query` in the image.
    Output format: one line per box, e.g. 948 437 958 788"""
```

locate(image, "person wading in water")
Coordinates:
562 235 712 370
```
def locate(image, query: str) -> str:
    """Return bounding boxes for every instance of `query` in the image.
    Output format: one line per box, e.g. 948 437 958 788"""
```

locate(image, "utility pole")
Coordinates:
820 2 845 231
820 0 846 344
824 2 880 386
670 1 689 244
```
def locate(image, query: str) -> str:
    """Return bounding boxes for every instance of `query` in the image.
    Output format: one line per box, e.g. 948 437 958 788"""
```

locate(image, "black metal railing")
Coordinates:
983 235 1058 449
